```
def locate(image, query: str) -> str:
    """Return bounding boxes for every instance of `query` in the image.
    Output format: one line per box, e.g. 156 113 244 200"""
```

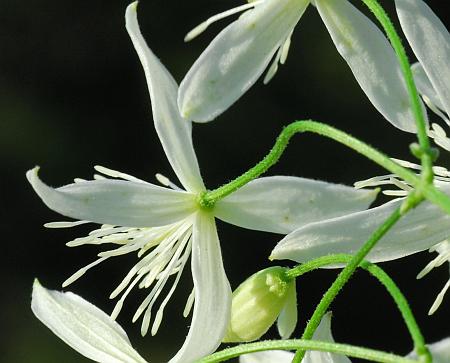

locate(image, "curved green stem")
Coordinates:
286 254 430 361
195 339 417 363
200 120 450 214
292 199 419 363
360 0 433 182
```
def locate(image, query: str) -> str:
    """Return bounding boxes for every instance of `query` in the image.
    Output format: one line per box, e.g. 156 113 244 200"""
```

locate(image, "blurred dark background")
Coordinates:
1 0 449 362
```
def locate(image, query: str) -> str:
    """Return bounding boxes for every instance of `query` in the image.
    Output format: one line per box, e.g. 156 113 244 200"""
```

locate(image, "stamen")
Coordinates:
62 256 109 287
94 165 147 183
183 288 195 317
184 1 263 42
74 178 86 183
44 220 90 228
280 31 293 65
428 279 450 315
263 46 283 85
423 95 450 127
155 173 183 191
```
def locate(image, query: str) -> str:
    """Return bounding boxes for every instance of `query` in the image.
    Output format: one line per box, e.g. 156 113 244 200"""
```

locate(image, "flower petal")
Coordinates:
315 0 422 132
27 167 196 227
31 280 147 363
125 2 205 193
169 212 231 363
412 62 445 111
240 350 295 363
277 279 297 339
407 337 450 363
178 0 309 122
215 176 378 234
271 188 450 264
396 0 450 117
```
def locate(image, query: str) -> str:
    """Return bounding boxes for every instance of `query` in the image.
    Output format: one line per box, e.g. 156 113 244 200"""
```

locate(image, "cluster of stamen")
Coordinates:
45 166 195 336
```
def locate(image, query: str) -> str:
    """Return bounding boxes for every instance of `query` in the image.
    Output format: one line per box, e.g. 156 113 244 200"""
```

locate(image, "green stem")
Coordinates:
292 198 419 363
286 254 430 361
360 0 433 182
196 339 417 363
200 120 450 214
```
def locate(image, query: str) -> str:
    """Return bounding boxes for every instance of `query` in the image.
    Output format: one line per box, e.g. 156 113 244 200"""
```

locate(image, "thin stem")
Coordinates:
286 254 430 361
200 120 450 214
292 200 417 363
361 0 434 182
195 339 417 363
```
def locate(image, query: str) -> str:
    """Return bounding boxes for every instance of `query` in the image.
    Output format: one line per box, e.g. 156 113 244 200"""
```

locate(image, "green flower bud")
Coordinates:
223 266 297 343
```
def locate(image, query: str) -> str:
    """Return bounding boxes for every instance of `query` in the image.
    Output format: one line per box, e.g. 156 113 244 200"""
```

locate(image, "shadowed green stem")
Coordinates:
286 254 430 361
200 120 450 214
195 339 417 363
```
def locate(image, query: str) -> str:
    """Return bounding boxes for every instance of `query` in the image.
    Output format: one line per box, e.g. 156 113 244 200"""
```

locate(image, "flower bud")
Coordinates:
223 266 297 343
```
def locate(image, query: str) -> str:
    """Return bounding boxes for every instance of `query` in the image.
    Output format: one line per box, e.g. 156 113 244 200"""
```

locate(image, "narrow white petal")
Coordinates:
276 280 297 339
407 337 450 363
412 63 445 111
169 212 231 363
27 167 196 227
396 0 450 117
303 313 351 363
125 2 205 193
31 280 147 363
215 176 377 234
272 186 450 264
316 0 421 132
178 0 309 122
240 350 295 363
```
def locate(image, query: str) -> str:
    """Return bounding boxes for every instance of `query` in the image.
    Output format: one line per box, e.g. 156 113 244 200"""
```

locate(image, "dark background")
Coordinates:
1 1 449 362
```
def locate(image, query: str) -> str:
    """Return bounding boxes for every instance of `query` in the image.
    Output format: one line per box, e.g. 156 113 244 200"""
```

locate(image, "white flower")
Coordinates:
240 312 351 363
272 0 450 315
239 312 450 363
27 2 377 362
178 0 420 133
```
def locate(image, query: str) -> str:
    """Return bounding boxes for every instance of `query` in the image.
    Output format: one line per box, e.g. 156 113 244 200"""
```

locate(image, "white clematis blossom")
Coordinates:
178 0 422 133
27 2 377 362
272 0 450 316
239 312 450 363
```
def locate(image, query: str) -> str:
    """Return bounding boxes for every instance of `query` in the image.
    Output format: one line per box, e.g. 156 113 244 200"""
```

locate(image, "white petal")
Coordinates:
240 350 295 363
303 313 351 363
407 337 450 363
27 167 196 227
215 176 377 234
316 0 421 132
277 280 297 339
178 0 309 122
169 212 231 363
271 186 450 264
125 2 205 193
31 280 147 363
412 63 445 111
396 0 450 117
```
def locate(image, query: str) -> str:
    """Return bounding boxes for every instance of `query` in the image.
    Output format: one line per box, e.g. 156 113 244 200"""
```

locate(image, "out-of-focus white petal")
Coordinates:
215 176 377 234
277 279 297 339
396 0 450 117
240 313 349 363
240 350 294 363
169 212 231 363
271 186 450 264
31 280 147 363
407 337 450 363
125 2 205 193
412 63 445 111
303 313 351 363
27 167 196 227
316 0 421 132
178 0 309 123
